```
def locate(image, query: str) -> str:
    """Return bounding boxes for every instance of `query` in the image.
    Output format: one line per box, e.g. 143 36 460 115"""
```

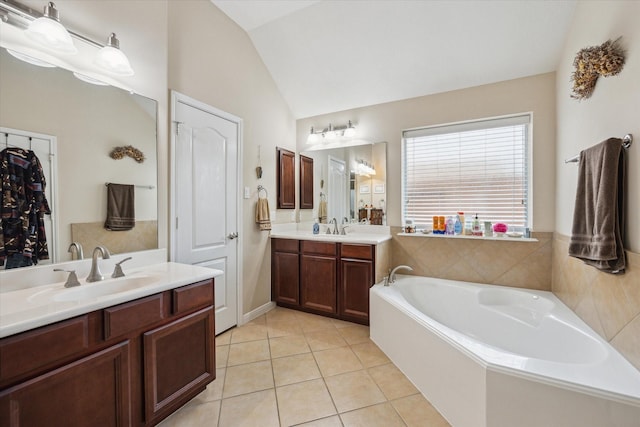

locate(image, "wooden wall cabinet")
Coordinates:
299 154 314 209
0 279 216 427
271 238 375 324
277 147 296 209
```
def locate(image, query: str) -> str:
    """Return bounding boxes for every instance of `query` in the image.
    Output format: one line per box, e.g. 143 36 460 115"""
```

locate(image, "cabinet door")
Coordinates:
301 254 337 314
340 258 373 324
143 307 215 423
277 147 295 209
299 154 314 209
272 251 300 306
0 341 130 427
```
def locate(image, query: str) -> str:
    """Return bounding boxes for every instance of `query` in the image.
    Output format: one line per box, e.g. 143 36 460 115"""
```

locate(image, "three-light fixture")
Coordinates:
356 160 376 176
1 1 135 84
307 120 356 144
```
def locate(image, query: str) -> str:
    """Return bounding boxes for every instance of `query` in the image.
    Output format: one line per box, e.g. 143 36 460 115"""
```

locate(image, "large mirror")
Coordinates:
301 142 386 225
0 48 158 270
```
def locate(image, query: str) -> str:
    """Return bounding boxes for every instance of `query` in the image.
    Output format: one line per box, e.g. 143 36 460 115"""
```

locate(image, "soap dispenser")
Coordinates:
472 213 482 236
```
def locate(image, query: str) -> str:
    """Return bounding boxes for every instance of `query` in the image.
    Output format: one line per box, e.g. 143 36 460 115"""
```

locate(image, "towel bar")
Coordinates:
105 182 155 189
564 134 632 163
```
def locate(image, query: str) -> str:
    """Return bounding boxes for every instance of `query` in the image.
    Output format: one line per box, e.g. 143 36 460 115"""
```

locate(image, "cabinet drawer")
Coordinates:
272 238 299 253
173 280 214 315
341 244 373 260
301 241 336 256
104 294 167 340
0 316 90 385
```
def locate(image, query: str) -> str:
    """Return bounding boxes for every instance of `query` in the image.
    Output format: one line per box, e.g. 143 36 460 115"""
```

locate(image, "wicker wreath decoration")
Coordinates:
109 145 145 163
571 37 625 100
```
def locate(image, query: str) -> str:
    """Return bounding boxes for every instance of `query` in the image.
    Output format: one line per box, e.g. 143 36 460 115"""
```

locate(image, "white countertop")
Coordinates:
270 223 392 245
0 262 222 338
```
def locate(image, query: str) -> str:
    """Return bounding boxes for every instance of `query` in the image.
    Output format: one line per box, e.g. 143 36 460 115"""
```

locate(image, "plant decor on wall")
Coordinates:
109 145 145 163
571 37 625 100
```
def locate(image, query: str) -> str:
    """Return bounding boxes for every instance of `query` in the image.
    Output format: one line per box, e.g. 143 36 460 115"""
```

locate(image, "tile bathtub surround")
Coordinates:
391 227 553 290
158 307 450 427
552 233 640 370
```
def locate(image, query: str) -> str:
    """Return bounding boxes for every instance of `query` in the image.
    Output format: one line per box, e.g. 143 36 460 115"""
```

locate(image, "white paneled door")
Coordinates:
171 92 240 334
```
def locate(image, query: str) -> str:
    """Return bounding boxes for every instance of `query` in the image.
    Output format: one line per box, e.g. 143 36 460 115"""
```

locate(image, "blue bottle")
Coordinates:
454 216 462 235
313 222 320 234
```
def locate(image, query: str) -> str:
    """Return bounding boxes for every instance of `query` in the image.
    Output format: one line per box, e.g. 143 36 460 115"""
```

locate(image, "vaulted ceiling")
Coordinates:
212 1 577 119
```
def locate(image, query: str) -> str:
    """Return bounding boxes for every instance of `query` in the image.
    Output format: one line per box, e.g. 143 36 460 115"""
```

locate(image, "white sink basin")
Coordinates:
28 275 160 303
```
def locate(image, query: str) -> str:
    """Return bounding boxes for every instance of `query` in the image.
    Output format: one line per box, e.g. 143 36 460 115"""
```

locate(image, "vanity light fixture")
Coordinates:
306 120 357 144
25 2 77 54
307 127 321 144
95 33 134 76
356 160 376 176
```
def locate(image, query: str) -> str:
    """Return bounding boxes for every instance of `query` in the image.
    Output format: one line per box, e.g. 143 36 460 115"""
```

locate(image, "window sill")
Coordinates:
396 232 538 243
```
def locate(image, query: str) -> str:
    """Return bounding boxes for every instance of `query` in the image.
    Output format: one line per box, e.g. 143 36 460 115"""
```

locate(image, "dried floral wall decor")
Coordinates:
571 37 625 100
109 145 145 163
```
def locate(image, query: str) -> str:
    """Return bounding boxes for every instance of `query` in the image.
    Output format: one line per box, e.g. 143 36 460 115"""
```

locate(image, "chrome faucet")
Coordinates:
87 246 111 283
329 217 339 235
68 242 84 260
340 217 350 235
386 265 414 285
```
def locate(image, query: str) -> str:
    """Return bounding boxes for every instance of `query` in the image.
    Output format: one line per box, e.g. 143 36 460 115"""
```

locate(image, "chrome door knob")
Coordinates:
227 232 238 240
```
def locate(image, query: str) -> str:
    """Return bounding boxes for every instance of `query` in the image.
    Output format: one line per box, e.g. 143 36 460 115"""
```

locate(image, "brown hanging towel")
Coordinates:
105 183 135 231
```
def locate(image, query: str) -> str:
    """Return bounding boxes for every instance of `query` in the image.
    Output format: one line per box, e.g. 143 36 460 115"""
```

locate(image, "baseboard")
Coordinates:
242 301 276 324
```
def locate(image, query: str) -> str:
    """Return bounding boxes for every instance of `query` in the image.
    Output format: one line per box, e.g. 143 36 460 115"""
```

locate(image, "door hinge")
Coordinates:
175 217 179 229
174 121 183 135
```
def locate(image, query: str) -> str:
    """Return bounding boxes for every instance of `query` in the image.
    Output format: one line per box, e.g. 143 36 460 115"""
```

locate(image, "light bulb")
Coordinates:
95 33 134 76
26 2 77 54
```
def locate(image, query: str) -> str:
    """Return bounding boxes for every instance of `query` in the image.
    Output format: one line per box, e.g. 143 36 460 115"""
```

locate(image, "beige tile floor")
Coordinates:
158 307 451 427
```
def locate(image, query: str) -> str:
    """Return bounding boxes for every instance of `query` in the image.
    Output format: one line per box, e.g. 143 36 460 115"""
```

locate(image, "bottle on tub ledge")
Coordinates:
472 213 483 236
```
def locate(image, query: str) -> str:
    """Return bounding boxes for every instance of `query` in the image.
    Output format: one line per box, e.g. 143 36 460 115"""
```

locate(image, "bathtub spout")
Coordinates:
387 265 413 284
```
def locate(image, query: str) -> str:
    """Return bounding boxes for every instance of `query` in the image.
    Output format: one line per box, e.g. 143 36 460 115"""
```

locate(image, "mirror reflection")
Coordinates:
301 142 386 225
0 48 158 270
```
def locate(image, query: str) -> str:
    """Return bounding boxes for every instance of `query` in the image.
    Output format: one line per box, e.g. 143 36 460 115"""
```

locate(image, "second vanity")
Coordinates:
270 225 391 325
0 250 221 427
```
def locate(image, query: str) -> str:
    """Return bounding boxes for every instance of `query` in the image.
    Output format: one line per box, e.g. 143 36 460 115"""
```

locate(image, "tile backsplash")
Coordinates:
391 228 552 291
553 234 640 370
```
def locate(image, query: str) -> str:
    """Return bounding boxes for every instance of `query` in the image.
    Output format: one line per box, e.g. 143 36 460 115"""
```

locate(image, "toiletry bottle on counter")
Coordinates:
313 221 319 234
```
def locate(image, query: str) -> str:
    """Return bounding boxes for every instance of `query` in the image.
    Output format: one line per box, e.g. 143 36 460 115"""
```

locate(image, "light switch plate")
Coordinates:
244 186 250 199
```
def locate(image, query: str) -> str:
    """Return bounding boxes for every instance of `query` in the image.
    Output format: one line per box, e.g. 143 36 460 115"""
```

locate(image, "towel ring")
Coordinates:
258 185 268 198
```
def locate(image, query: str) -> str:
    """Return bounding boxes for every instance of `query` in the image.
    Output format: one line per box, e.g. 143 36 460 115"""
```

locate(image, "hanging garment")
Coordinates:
0 147 51 268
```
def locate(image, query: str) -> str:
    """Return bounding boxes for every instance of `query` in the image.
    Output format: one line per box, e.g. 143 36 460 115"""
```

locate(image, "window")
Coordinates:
402 114 531 229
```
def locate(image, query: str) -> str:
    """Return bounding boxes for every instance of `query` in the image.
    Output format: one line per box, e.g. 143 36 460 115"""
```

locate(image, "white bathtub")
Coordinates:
370 275 640 427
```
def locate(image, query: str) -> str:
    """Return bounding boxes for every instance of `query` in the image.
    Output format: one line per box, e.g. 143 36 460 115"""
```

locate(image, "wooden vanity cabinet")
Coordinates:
271 239 300 307
271 238 375 324
0 279 215 427
300 241 337 315
339 244 375 323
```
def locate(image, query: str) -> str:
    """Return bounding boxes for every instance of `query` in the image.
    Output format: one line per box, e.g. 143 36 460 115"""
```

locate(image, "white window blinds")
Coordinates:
402 114 530 228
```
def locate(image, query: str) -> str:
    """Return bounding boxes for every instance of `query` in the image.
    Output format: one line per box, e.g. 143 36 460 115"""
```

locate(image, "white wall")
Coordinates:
297 73 557 232
167 0 296 314
555 0 640 252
